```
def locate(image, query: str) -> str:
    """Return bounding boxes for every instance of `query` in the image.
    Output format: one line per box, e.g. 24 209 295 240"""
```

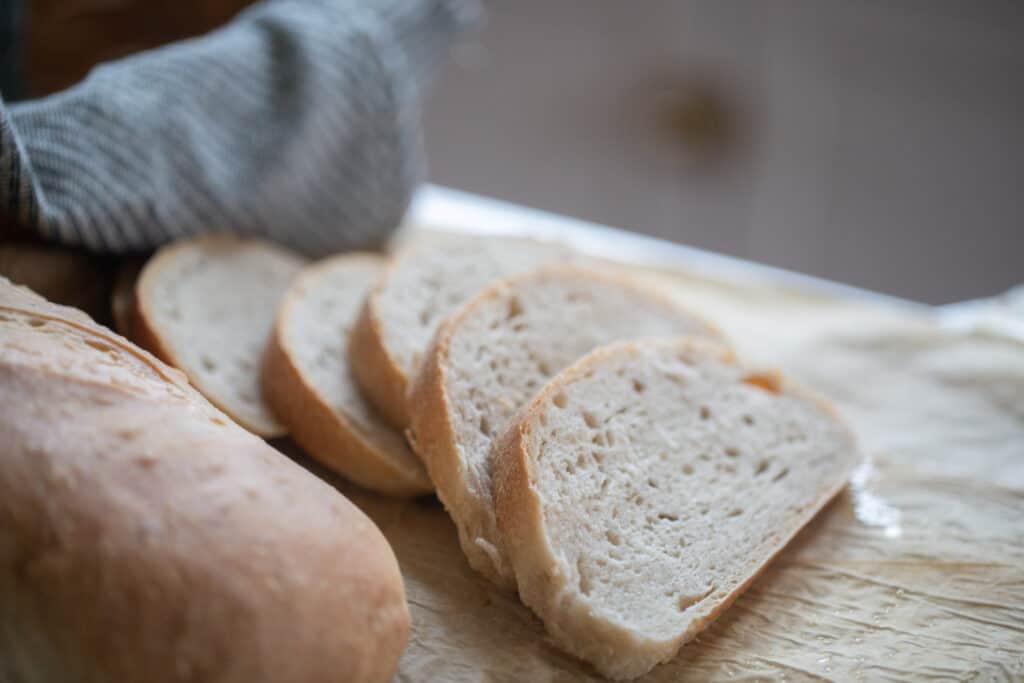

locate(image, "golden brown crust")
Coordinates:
0 278 411 683
261 258 432 497
349 281 412 430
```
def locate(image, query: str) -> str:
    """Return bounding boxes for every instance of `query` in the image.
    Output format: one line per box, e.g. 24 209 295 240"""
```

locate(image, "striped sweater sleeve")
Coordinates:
0 0 478 255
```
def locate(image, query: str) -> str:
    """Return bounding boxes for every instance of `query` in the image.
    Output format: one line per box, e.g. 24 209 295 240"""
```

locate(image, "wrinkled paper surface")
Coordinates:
321 259 1023 682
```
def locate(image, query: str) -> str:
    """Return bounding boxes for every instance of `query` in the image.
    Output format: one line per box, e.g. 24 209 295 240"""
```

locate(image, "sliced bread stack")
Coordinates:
131 230 856 678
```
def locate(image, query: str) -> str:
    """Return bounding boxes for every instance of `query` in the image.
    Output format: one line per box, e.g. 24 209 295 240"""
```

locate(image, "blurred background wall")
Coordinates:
9 0 1023 304
423 1 1024 303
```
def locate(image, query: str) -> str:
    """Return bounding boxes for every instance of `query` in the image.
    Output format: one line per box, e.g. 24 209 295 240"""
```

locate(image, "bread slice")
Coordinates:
350 234 575 429
262 253 432 497
493 338 857 679
408 266 725 588
135 236 306 437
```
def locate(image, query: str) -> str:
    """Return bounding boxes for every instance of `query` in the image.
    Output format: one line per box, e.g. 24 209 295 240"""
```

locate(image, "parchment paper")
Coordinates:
296 251 1024 681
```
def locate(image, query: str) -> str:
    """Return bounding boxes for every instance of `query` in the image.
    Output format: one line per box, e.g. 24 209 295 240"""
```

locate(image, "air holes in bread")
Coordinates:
506 296 524 320
552 392 568 409
28 319 46 328
699 405 711 420
582 411 599 429
682 463 694 475
772 467 790 482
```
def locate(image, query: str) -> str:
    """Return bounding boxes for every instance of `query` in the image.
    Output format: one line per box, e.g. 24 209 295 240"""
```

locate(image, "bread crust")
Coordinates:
349 266 412 429
134 235 302 438
0 278 410 683
262 254 432 497
493 338 855 680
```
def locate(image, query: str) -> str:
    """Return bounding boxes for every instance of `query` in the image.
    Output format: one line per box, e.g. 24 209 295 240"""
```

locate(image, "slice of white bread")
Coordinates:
493 338 857 679
262 253 432 497
135 236 306 437
350 234 575 429
408 266 725 588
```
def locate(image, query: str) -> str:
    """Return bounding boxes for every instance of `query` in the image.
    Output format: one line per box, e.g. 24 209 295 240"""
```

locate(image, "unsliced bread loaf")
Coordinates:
408 266 724 588
135 236 306 437
263 253 432 497
0 276 409 683
493 338 857 680
350 234 575 429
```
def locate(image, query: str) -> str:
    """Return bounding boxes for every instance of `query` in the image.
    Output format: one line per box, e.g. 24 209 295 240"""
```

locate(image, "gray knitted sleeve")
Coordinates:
0 0 477 254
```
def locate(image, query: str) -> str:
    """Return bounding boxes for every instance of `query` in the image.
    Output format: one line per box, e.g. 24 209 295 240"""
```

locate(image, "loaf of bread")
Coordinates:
134 235 306 437
350 234 575 429
0 277 409 683
262 253 432 497
408 266 724 588
493 338 857 679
